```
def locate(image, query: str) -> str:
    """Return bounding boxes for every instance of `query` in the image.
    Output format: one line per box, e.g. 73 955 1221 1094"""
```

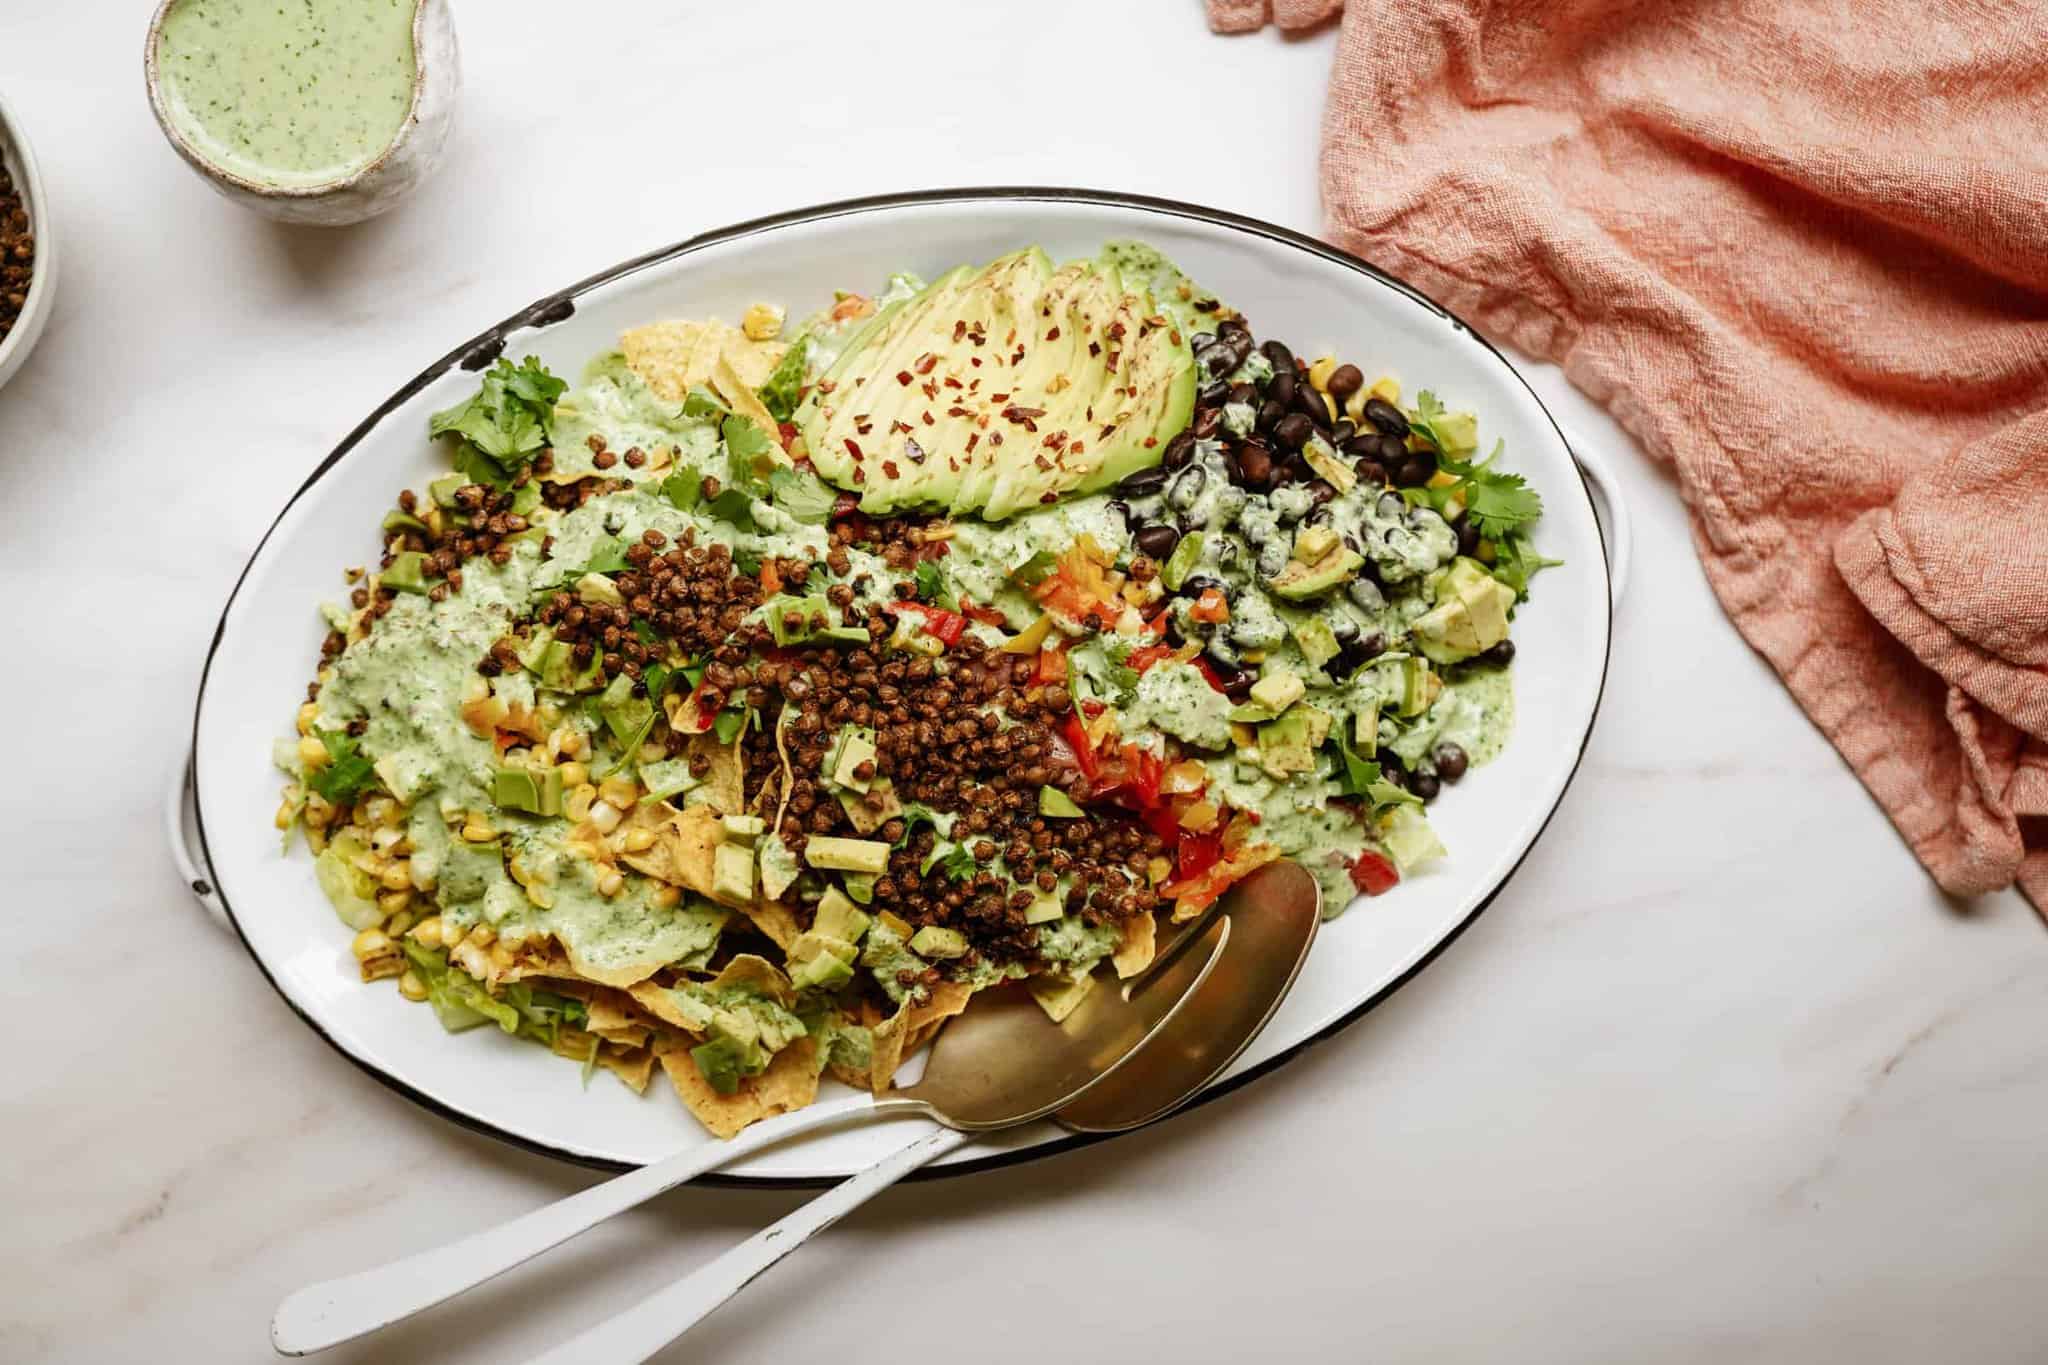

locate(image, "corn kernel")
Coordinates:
377 861 410 893
360 955 404 983
275 799 298 831
565 784 597 823
597 868 625 897
377 888 413 916
621 828 656 854
306 827 329 854
1308 355 1338 392
597 776 639 810
1369 375 1400 404
588 801 622 834
350 928 392 961
365 796 400 828
370 826 405 854
397 970 428 1002
297 735 330 769
525 881 555 910
303 794 333 828
461 818 495 843
410 916 444 948
296 702 319 737
452 941 490 980
489 943 515 972
651 884 681 909
500 925 531 951
410 860 437 892
385 909 417 939
742 303 785 341
466 922 496 948
558 761 589 789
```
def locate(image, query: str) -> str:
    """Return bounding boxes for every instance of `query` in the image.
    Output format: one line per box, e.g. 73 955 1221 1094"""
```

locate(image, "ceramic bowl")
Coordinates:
143 0 460 227
0 91 56 395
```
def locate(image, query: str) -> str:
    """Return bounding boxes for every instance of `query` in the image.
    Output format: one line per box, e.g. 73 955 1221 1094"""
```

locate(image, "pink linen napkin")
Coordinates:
1210 0 2048 912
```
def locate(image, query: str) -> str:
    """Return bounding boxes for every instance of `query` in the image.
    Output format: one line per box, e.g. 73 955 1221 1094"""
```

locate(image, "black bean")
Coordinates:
1376 432 1410 466
1330 419 1355 445
1260 338 1295 375
1161 430 1196 470
1119 466 1170 496
1394 456 1433 487
1409 770 1441 802
1457 520 1481 556
1377 746 1406 773
1282 454 1316 484
1433 743 1470 782
1217 318 1251 343
1341 434 1379 458
1106 498 1132 527
1256 399 1287 433
1273 413 1313 450
1202 346 1236 377
1482 639 1516 666
1228 382 1258 406
1179 573 1229 600
1236 441 1275 488
1191 406 1221 440
1363 398 1409 438
1308 479 1337 505
1133 524 1181 561
1292 385 1333 426
1353 458 1388 487
1219 331 1253 371
1327 364 1365 402
1268 365 1296 406
1198 378 1229 407
1192 332 1220 354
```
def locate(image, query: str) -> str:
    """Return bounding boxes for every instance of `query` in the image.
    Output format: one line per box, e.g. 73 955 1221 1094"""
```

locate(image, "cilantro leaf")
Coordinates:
757 335 812 423
307 729 378 805
768 465 836 524
1441 441 1544 541
893 803 953 848
1365 770 1422 812
429 356 566 475
913 560 947 605
579 536 631 576
682 386 730 422
920 839 977 880
1405 390 1455 454
722 414 777 494
1488 531 1564 601
660 470 703 511
1328 727 1378 798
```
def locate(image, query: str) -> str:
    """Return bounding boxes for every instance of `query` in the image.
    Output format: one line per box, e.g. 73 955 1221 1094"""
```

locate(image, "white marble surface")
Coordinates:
4 3 2045 1361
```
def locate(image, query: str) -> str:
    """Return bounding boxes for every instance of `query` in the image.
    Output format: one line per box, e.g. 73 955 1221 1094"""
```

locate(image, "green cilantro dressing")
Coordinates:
156 0 418 188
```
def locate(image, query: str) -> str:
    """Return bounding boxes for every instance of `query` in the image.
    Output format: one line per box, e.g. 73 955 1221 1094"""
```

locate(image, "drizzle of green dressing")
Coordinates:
157 0 417 188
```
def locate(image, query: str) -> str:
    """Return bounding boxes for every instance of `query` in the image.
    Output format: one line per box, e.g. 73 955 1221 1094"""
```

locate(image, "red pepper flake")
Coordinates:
856 422 873 436
914 353 939 375
966 432 981 453
1100 424 1118 439
922 411 935 426
896 370 913 386
891 420 911 434
1046 326 1061 340
922 381 939 399
952 321 967 343
854 376 866 386
948 457 960 471
1169 329 1183 346
1034 454 1052 471
990 431 1004 447
844 438 864 460
1089 342 1102 357
991 392 1010 403
1005 328 1016 346
970 357 982 368
1011 347 1025 366
1144 314 1166 328
852 466 866 484
947 405 970 418
883 460 900 479
1071 440 1085 456
1001 405 1046 422
1108 321 1127 341
1039 491 1058 504
943 377 963 389
817 379 837 394
1106 352 1119 372
1142 436 1158 448
970 330 987 347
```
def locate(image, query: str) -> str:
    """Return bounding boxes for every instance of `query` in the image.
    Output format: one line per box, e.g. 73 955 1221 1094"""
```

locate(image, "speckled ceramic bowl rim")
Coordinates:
142 0 432 199
0 91 54 382
184 188 1613 1185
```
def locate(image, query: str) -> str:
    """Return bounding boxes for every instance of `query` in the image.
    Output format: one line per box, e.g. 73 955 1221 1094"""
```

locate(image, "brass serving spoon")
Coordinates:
273 913 1228 1357
519 860 1320 1365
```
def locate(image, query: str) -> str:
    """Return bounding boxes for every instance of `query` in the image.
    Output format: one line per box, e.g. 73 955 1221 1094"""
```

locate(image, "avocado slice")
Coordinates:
712 841 756 903
908 925 969 959
598 674 654 747
1022 881 1066 924
1293 524 1340 564
428 474 466 508
758 832 801 901
1160 531 1206 591
813 887 871 945
1266 545 1364 602
1412 557 1517 664
1038 785 1085 818
1379 656 1440 718
799 249 1196 520
789 948 855 992
804 836 892 875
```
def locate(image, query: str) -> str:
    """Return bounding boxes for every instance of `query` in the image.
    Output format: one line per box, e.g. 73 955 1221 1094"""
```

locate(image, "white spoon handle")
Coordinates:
523 1124 969 1365
271 1092 880 1356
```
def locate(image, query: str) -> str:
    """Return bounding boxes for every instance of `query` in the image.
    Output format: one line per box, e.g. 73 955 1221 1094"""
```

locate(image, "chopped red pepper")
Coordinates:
959 600 1008 627
883 602 966 647
1189 587 1230 623
1348 850 1400 896
1125 643 1177 675
1060 712 1098 782
1033 642 1070 685
1193 658 1232 695
1176 829 1223 880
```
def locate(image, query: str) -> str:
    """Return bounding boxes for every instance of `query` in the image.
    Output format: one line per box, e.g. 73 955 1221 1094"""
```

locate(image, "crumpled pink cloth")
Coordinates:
1212 0 2048 912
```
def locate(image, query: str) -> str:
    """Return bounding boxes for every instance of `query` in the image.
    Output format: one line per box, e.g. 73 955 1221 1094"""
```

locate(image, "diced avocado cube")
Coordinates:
1038 785 1085 818
1293 524 1340 564
1301 705 1333 749
1248 669 1305 715
1291 616 1341 671
1160 532 1206 591
1023 883 1066 924
1227 701 1278 724
598 674 654 747
828 727 878 794
490 766 563 817
908 926 968 959
690 1035 748 1095
819 625 871 646
428 474 466 508
381 509 431 537
382 550 436 595
1266 545 1363 601
1352 701 1380 757
576 573 624 607
789 948 855 992
813 887 871 945
721 814 766 842
713 841 756 902
517 627 555 674
1303 437 1357 494
1380 656 1438 717
1434 410 1479 456
804 836 891 875
1028 970 1097 1023
841 872 877 905
638 757 699 803
764 593 831 646
1413 557 1516 664
1257 710 1316 779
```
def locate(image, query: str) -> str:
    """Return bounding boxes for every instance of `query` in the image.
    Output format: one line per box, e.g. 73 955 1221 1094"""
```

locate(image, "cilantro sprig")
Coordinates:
307 729 378 805
1401 390 1559 601
428 356 566 489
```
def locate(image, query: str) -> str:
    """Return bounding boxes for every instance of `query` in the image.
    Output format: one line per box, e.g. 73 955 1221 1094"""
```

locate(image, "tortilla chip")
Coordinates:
687 735 745 815
617 803 724 896
595 1024 652 1049
620 320 785 404
561 943 674 990
740 898 802 952
552 1026 601 1065
584 988 653 1035
599 1044 656 1094
867 981 973 1096
705 953 796 1004
713 349 784 440
626 981 697 1031
1113 911 1157 980
659 1035 821 1139
497 941 577 983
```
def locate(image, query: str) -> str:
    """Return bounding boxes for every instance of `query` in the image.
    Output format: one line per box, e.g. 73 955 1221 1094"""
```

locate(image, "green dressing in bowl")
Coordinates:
155 0 418 189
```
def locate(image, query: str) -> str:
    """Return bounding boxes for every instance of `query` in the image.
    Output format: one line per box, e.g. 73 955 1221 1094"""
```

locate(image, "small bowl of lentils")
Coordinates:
0 90 56 396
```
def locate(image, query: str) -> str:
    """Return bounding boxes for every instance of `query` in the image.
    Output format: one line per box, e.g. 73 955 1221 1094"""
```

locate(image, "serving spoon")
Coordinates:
272 910 1229 1357
518 860 1321 1364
